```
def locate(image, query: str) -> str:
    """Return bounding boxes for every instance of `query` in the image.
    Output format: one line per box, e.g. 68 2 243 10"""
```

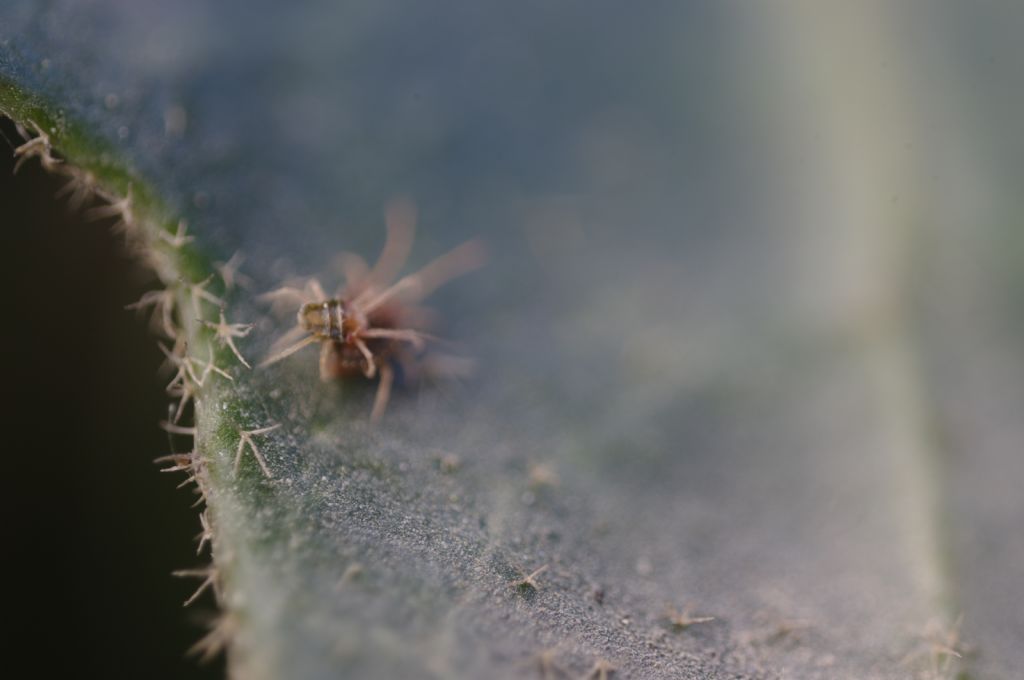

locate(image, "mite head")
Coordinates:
298 299 363 340
298 300 337 337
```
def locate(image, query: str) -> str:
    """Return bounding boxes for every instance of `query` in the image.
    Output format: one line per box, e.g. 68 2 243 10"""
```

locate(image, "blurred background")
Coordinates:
3 1 1023 678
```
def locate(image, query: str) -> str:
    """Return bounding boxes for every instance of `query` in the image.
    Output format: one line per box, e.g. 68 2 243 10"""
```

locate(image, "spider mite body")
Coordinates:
298 298 399 380
261 197 485 421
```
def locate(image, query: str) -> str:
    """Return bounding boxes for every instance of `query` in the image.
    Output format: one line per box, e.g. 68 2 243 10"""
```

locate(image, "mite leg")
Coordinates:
259 286 308 307
333 252 370 297
370 362 395 424
260 285 310 317
353 337 377 379
260 277 327 316
355 276 421 313
318 340 363 380
264 324 309 358
394 303 439 330
318 340 336 381
365 196 417 289
402 239 487 301
359 327 432 352
258 332 318 368
308 277 327 301
356 239 486 313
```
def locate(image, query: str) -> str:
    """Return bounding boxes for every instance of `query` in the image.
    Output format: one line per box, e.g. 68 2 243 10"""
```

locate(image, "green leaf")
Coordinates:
4 3 1024 679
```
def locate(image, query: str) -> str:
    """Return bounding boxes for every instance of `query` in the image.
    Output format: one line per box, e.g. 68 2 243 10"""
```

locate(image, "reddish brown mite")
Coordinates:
260 198 485 421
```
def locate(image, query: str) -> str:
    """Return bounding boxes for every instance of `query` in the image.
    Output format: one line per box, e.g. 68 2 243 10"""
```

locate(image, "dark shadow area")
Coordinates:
2 118 224 679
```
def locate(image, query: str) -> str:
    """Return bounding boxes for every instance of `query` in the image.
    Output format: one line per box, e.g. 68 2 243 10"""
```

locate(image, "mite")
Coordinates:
259 198 485 421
